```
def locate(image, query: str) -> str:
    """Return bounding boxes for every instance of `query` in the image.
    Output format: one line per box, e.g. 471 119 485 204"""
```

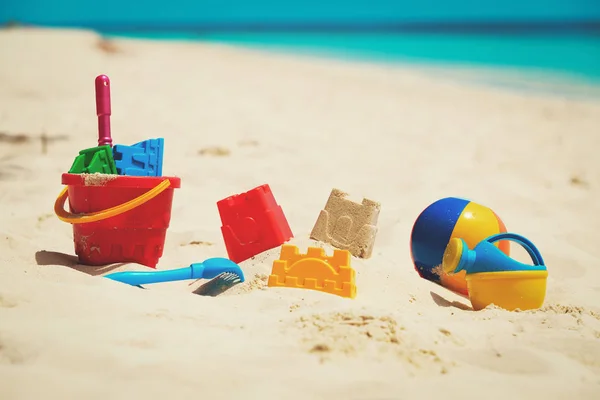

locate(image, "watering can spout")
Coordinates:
442 238 475 275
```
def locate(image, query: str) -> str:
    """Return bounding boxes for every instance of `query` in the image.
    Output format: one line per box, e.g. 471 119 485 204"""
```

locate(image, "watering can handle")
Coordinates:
54 179 171 224
486 233 545 266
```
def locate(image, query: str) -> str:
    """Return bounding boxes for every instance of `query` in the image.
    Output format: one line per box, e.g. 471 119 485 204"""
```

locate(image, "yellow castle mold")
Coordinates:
267 244 357 299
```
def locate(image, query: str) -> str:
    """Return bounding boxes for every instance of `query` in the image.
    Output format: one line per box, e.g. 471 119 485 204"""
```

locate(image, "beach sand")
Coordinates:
1 27 599 399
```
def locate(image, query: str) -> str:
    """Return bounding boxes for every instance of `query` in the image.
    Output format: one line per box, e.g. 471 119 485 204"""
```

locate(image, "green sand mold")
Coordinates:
69 145 118 174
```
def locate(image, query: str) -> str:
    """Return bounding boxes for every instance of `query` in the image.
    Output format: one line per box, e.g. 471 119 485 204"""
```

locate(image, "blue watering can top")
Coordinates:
443 232 548 275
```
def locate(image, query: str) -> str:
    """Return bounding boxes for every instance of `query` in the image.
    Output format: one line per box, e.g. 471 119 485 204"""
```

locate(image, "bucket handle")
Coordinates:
54 179 171 224
486 233 545 266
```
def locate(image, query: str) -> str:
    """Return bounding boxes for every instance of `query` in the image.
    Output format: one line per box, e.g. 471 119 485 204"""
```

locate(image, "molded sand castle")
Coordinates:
310 188 381 259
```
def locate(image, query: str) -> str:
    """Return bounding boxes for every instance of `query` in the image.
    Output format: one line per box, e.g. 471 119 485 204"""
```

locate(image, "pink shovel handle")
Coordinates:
95 75 112 147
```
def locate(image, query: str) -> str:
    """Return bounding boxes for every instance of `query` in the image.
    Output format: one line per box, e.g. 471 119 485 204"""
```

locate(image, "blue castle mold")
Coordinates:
113 138 164 177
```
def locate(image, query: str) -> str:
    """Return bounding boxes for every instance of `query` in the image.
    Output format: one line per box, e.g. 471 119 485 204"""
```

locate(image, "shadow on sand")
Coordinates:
35 250 243 296
430 291 472 311
35 250 124 276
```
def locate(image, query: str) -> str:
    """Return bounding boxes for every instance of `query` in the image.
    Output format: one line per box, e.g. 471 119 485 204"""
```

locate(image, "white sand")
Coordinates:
1 27 600 399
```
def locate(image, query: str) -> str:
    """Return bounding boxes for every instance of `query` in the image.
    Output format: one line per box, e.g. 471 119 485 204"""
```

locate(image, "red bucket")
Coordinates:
55 173 181 268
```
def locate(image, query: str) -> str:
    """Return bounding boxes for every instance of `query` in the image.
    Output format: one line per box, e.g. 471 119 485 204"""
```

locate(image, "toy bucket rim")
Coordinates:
466 270 548 281
61 173 181 189
55 178 172 224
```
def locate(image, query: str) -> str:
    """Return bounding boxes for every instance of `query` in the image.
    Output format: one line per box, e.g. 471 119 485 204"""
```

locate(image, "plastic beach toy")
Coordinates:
410 197 510 296
442 233 548 311
69 145 117 174
113 138 164 177
55 174 180 268
55 74 180 268
104 258 245 288
96 74 113 147
68 75 117 174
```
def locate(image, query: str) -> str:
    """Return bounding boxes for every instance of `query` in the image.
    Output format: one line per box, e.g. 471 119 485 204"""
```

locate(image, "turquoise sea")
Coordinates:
4 1 600 87
103 31 600 86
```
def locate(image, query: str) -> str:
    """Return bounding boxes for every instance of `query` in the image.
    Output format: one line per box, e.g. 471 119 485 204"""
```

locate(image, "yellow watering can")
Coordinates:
442 233 548 311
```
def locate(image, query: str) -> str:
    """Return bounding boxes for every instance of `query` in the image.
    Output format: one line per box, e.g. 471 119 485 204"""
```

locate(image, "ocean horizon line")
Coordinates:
5 19 600 35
